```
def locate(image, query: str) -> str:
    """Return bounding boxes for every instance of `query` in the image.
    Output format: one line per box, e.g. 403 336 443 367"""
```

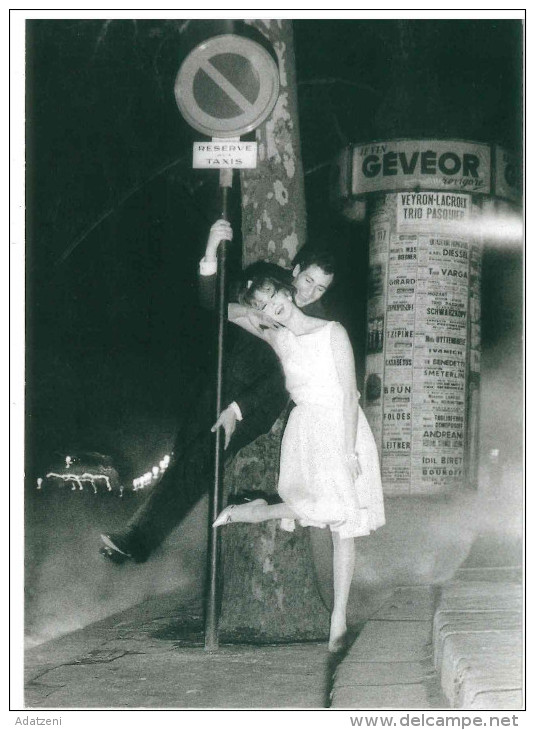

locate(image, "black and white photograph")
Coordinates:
10 8 525 719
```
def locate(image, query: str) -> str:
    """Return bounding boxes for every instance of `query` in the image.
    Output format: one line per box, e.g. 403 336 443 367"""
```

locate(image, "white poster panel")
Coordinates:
352 140 491 197
193 141 257 168
397 192 472 231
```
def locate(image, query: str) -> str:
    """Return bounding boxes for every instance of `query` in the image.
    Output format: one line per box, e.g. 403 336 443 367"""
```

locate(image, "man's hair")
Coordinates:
238 263 296 307
291 246 336 278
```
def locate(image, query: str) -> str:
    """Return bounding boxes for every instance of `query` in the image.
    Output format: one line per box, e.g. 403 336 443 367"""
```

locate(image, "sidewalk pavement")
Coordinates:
331 585 447 709
25 584 446 710
24 536 523 710
329 535 523 710
25 591 333 708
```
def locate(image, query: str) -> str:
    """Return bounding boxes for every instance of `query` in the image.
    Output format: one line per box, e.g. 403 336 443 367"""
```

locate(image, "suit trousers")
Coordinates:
122 419 262 561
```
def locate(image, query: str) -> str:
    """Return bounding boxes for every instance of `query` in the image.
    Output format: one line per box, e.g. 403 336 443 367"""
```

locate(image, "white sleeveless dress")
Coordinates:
272 321 385 539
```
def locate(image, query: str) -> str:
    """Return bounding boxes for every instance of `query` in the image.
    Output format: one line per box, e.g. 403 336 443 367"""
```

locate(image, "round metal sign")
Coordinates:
175 34 280 138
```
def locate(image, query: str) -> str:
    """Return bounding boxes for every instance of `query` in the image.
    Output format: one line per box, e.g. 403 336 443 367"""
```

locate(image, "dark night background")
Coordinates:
23 19 523 645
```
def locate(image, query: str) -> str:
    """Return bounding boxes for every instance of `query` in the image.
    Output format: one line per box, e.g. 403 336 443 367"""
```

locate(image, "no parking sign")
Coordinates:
174 33 280 140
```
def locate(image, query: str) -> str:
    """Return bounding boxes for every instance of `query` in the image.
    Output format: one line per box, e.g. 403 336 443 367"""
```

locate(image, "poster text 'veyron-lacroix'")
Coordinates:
362 150 480 178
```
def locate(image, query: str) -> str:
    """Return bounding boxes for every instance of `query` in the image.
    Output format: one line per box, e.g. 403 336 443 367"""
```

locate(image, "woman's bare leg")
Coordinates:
329 532 355 652
252 501 298 521
218 499 297 524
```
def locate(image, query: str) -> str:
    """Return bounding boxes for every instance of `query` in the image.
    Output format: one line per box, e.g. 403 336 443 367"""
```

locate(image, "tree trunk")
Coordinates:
219 414 330 643
218 19 330 643
240 19 307 268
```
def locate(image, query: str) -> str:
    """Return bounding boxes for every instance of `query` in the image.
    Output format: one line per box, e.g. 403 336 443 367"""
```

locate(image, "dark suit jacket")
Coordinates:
198 271 329 446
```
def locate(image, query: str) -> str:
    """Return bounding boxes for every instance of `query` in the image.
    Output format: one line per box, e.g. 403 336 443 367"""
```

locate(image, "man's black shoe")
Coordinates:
101 531 132 554
100 532 135 565
99 545 131 565
100 532 150 564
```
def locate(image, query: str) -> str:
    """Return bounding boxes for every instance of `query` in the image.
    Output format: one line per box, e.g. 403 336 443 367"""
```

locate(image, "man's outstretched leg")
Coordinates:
101 431 217 563
99 417 262 564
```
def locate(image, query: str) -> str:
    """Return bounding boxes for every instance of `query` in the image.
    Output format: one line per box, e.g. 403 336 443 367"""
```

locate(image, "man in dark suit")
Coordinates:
100 221 335 563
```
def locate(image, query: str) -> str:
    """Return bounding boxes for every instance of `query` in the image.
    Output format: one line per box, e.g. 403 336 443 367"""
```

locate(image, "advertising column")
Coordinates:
365 191 483 494
354 140 490 495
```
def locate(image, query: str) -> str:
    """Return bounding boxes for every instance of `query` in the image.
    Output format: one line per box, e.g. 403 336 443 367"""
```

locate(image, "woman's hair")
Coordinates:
238 262 296 307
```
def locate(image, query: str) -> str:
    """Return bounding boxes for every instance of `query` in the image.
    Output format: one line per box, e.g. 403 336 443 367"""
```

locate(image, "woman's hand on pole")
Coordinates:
205 219 233 262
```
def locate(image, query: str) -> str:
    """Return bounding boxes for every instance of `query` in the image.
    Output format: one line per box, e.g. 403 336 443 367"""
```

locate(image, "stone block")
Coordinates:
439 631 522 709
455 566 522 583
437 581 522 612
467 690 523 710
433 610 522 667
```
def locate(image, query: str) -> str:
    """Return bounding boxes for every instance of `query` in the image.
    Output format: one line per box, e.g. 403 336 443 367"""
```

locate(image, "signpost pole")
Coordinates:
205 168 233 652
173 25 279 651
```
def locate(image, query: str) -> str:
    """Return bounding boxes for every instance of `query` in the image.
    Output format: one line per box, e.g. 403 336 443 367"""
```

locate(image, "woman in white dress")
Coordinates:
213 272 385 652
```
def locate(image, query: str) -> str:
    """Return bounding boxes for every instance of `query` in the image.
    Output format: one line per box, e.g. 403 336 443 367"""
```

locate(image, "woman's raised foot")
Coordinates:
212 498 268 527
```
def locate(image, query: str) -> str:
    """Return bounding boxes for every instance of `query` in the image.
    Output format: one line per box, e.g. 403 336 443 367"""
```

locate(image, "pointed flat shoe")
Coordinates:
212 504 236 528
